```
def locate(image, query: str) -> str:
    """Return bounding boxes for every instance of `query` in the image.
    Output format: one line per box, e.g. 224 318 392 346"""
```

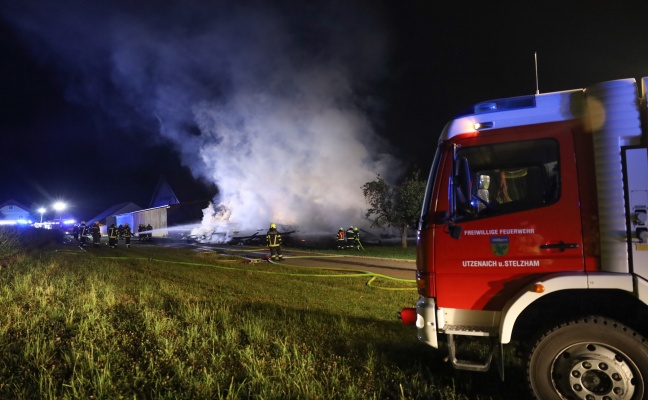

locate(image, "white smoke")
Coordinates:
3 1 401 237
190 68 395 233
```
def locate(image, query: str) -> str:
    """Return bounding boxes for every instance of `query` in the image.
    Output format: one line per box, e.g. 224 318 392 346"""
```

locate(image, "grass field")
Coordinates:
0 227 530 399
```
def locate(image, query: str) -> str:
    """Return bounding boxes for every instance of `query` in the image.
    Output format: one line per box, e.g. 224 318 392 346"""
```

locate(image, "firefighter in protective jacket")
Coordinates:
346 226 355 249
336 227 346 249
108 223 118 248
90 221 101 247
266 223 283 261
351 226 361 250
123 223 132 248
79 221 88 247
145 224 153 242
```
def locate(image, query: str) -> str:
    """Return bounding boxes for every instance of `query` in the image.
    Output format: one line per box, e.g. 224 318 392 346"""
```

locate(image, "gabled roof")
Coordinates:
87 202 141 225
149 175 180 208
0 199 31 212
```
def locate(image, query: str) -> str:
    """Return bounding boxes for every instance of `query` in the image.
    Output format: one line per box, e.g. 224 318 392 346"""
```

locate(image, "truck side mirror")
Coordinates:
455 157 472 212
448 223 463 239
445 155 471 240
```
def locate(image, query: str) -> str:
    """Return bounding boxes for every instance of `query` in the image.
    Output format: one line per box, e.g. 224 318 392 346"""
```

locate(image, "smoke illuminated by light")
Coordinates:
3 1 401 238
187 70 397 236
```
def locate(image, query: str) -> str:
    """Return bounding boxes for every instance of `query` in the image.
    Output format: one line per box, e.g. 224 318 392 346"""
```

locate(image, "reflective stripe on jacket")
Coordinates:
346 229 355 240
266 230 282 247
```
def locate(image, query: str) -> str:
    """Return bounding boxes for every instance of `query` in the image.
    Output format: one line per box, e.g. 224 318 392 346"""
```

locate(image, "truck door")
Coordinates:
434 124 584 310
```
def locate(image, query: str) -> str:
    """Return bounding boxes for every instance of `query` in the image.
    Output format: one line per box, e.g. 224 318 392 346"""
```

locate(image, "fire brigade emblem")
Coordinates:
490 236 509 256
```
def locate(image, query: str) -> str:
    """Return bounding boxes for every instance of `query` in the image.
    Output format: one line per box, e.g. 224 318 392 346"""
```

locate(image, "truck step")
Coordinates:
447 334 495 373
452 357 493 371
443 324 497 337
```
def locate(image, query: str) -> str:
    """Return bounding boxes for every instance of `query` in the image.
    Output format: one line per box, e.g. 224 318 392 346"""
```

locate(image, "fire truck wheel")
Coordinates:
527 316 648 400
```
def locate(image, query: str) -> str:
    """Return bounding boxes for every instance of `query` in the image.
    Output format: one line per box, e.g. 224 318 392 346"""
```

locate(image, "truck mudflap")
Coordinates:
399 297 439 348
415 296 439 349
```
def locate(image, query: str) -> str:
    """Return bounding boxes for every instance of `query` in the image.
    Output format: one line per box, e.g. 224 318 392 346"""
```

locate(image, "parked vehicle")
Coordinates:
400 77 648 399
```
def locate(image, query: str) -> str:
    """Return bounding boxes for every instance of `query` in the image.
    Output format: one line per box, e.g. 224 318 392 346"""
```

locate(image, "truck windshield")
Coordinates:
455 138 560 220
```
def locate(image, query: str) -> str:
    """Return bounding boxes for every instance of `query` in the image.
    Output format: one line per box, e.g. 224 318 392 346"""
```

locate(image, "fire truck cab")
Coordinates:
401 77 648 399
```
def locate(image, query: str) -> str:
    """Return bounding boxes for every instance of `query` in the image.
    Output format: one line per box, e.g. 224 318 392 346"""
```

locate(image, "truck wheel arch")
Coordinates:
499 272 634 343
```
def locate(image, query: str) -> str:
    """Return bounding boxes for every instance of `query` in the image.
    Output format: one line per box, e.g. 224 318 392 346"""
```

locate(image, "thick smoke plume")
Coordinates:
2 1 400 238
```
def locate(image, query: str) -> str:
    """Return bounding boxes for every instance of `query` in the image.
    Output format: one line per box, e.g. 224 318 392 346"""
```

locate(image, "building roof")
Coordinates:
0 199 31 211
87 202 142 225
149 175 180 208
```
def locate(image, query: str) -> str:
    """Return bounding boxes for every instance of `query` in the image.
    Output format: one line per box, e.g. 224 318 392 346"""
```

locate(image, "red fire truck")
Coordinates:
399 77 648 399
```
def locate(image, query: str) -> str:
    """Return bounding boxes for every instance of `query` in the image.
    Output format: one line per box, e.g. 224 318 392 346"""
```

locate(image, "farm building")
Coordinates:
0 199 33 225
108 176 210 239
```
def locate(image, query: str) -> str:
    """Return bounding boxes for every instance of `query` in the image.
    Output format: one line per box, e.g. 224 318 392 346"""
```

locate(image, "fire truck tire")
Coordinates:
527 316 648 400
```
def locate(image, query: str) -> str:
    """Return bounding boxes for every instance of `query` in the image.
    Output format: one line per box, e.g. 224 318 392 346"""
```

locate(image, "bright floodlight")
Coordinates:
38 207 46 223
52 202 66 221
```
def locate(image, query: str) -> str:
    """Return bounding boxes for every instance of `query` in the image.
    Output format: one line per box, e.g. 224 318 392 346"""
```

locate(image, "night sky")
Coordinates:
2 1 648 226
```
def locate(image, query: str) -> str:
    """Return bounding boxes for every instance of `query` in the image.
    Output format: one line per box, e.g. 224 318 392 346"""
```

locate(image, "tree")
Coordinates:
361 169 426 248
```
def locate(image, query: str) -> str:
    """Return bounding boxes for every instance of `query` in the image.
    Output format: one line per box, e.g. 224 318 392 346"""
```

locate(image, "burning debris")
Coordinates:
188 202 232 243
186 202 297 245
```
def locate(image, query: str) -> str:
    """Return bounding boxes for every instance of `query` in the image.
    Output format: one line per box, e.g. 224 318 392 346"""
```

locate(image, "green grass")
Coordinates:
0 228 528 399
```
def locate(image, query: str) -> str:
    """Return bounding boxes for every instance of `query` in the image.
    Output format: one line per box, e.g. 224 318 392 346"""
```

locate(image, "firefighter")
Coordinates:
145 223 153 242
79 221 88 247
336 227 346 249
266 223 283 261
90 221 101 247
117 224 124 240
352 226 361 250
108 223 118 248
72 224 79 242
346 226 355 249
138 224 145 241
123 223 132 248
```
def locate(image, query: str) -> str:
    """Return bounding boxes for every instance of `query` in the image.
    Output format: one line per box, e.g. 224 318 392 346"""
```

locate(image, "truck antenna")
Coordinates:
534 51 540 94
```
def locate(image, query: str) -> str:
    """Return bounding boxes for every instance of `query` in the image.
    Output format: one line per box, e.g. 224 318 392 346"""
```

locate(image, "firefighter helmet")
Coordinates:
270 223 277 229
339 227 344 231
354 227 358 231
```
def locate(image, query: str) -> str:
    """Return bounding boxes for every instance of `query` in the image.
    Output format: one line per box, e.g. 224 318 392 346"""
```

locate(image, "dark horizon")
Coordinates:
3 1 648 226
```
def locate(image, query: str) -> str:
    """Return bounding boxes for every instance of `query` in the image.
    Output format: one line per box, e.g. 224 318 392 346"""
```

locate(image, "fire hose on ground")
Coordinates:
98 256 416 291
